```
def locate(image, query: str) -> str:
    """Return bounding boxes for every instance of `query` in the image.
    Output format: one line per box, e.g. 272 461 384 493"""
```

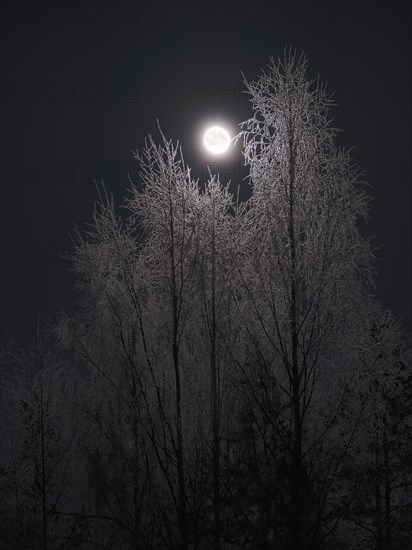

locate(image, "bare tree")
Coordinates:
0 322 80 550
193 174 245 549
233 48 378 550
339 307 412 550
64 128 213 548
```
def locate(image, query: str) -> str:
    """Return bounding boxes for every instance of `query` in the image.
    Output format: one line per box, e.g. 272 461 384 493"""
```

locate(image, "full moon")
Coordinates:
203 126 230 154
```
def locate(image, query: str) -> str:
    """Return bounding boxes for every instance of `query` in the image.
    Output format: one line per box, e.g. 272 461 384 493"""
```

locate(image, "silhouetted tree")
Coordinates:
339 308 412 550
0 323 80 550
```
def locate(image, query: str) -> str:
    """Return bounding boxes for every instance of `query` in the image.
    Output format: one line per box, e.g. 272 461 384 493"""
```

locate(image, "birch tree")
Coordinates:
65 128 215 548
193 174 245 549
234 48 378 550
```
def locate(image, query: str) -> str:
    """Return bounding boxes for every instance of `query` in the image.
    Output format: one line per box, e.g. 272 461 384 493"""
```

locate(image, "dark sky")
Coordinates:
0 0 411 346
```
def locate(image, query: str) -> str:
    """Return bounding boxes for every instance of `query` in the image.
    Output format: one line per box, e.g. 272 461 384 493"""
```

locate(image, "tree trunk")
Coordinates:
383 425 391 550
288 130 303 550
375 482 383 550
40 383 48 550
173 336 188 550
132 382 142 548
211 197 221 550
169 184 188 550
375 446 383 550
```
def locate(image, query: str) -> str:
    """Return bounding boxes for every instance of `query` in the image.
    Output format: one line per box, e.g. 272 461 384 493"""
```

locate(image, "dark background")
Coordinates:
0 0 411 346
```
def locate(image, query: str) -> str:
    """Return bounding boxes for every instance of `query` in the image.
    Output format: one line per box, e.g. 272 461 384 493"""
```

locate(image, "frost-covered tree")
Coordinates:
232 48 379 550
64 130 231 548
61 128 249 549
190 174 245 550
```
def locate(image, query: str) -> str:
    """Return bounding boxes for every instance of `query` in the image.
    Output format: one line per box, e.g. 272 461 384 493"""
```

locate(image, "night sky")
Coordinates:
1 0 411 346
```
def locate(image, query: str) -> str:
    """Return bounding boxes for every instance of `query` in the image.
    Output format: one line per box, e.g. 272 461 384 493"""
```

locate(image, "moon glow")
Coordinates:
203 126 230 154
